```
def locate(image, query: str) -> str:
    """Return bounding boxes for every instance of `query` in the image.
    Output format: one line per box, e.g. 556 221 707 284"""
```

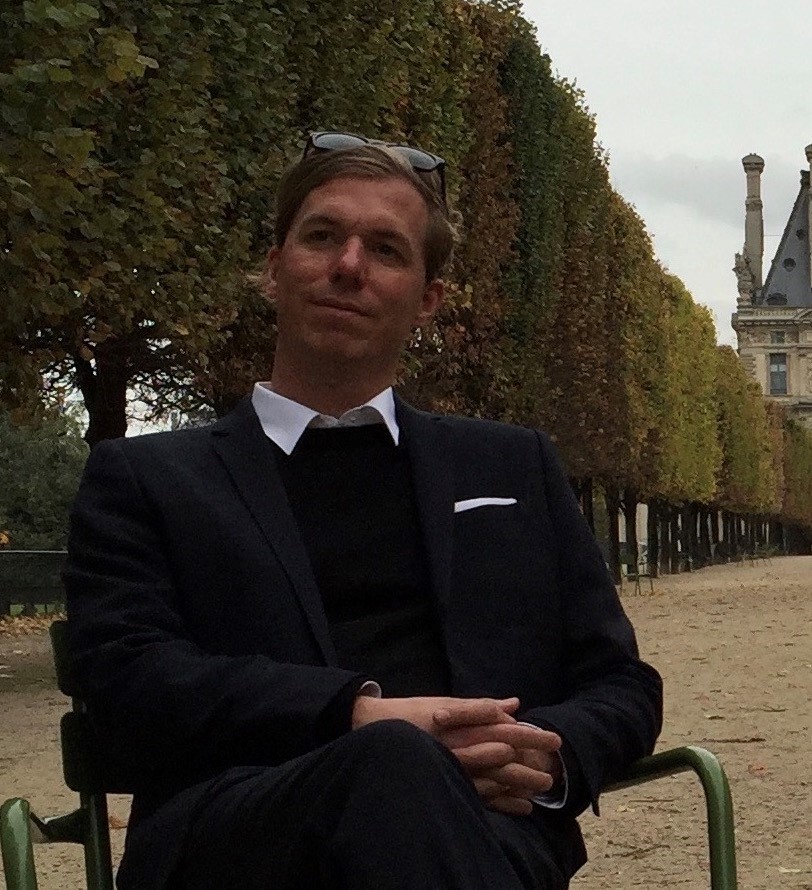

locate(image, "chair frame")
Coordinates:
618 542 655 595
2 623 738 890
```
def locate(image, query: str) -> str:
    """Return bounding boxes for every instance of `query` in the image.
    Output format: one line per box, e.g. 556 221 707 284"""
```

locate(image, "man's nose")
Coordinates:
334 236 366 278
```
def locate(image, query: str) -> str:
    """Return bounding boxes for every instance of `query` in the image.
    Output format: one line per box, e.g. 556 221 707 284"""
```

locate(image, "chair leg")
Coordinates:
0 798 39 890
81 793 115 890
607 746 737 890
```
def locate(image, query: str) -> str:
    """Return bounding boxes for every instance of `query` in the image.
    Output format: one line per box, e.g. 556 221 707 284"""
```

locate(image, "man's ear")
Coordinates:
261 246 281 300
416 278 444 328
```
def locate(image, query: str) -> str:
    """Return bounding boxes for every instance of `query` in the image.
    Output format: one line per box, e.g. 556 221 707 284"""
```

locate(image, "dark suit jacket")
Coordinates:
65 396 662 888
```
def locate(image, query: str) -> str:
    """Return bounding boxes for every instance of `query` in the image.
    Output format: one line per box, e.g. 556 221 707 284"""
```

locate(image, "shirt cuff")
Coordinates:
516 721 569 809
317 677 379 742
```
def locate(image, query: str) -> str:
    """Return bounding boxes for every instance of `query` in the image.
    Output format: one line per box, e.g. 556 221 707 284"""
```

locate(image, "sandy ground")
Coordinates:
1 556 810 889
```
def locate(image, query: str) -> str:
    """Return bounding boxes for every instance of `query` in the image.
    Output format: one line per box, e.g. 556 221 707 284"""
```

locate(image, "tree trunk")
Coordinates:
604 486 621 585
669 506 681 574
647 499 660 578
769 518 784 553
732 512 741 559
710 507 720 562
698 505 711 567
75 343 130 447
658 504 671 575
568 477 594 532
730 513 741 559
622 487 639 572
680 503 694 571
747 515 756 555
581 477 594 533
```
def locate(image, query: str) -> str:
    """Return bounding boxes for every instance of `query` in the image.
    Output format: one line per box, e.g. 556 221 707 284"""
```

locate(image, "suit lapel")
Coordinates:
210 400 337 664
396 397 455 614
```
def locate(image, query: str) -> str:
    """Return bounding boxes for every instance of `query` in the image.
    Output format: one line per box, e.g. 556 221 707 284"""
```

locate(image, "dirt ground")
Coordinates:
1 556 810 889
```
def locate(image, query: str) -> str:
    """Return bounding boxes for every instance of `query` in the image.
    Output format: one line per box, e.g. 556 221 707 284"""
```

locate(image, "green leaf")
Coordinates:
47 66 74 83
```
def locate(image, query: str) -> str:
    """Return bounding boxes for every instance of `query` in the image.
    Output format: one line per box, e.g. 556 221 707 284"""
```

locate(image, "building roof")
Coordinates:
760 171 812 308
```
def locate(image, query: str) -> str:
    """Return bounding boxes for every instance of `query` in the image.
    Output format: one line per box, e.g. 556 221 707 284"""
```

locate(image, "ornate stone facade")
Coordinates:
732 146 812 428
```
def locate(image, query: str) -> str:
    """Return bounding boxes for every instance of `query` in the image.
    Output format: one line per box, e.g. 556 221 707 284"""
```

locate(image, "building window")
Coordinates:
770 331 786 344
769 353 787 395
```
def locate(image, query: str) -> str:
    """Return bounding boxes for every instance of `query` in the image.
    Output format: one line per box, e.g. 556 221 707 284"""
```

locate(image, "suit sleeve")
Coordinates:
64 439 367 793
519 431 663 817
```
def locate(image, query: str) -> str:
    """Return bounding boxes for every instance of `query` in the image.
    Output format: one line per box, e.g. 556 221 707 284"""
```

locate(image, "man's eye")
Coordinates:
374 243 401 259
305 229 333 243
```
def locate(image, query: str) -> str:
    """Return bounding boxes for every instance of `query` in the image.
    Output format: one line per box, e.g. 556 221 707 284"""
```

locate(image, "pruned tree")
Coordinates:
0 408 88 549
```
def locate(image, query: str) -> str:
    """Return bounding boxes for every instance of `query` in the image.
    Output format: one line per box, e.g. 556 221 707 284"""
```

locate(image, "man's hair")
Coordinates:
274 145 457 281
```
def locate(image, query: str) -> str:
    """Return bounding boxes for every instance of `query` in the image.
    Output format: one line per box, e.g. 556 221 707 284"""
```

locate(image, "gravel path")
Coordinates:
2 556 811 888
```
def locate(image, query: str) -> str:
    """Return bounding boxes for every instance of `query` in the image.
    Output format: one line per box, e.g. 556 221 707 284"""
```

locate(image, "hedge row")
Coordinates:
2 0 811 537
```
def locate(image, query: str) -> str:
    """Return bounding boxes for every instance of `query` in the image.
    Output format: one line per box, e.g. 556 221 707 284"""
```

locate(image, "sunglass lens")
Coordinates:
396 147 439 171
304 133 445 200
311 132 367 152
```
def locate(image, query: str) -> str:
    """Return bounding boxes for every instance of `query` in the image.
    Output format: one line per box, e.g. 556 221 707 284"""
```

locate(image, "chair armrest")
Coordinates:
0 798 39 890
605 746 737 890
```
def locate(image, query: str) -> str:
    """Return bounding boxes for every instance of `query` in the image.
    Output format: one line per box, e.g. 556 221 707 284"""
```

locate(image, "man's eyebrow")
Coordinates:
368 226 412 246
298 213 338 228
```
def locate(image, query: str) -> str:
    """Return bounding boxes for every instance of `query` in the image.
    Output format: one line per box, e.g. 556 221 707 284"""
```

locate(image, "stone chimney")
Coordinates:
742 153 765 290
806 144 812 269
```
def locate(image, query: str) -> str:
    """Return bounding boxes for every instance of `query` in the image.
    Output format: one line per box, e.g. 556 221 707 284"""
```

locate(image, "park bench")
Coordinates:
0 552 66 617
1 621 738 889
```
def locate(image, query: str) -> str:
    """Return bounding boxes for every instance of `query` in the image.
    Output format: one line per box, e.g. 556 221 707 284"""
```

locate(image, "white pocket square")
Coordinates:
453 497 517 514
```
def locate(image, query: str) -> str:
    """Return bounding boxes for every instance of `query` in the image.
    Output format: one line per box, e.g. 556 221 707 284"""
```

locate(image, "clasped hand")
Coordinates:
352 696 562 816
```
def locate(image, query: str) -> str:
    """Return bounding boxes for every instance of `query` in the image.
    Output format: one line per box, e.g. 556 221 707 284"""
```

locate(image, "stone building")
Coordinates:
732 145 812 427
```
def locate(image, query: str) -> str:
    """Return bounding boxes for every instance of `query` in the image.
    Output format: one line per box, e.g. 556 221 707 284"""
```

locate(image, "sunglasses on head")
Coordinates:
303 131 446 202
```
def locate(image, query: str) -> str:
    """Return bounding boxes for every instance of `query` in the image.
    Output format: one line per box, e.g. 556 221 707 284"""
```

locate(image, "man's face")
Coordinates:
264 175 444 371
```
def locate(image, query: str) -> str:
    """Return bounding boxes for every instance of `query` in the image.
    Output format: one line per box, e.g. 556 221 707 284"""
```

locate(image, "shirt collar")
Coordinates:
250 383 399 455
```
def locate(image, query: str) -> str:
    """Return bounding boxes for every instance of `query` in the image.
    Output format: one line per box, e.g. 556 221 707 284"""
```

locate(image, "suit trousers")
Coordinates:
174 720 568 890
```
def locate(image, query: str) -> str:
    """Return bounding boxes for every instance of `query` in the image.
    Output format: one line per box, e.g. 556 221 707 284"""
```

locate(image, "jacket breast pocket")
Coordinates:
447 501 563 680
450 502 548 623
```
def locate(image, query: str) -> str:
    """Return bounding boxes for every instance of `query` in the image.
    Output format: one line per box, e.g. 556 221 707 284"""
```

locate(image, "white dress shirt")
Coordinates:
251 383 399 454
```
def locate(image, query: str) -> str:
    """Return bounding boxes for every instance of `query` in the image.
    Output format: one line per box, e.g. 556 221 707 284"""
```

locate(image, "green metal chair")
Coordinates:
2 621 116 890
1 621 738 889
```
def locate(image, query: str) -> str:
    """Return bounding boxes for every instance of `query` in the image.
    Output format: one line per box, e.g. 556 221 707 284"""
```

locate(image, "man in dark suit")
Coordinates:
65 132 663 890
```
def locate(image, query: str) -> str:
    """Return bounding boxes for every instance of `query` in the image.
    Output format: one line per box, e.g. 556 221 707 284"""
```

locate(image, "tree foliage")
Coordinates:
3 0 812 538
2 0 266 442
642 275 720 504
714 346 775 512
782 418 812 528
0 409 88 549
599 193 661 489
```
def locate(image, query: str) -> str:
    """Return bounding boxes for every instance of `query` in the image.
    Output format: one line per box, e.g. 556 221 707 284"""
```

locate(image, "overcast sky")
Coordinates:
522 0 811 345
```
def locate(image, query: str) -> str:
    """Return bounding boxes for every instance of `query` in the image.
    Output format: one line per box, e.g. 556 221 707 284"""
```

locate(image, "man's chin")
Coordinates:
301 333 374 364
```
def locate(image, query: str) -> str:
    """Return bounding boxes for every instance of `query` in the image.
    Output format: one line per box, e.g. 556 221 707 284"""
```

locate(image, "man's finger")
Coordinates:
432 698 519 729
472 777 511 800
452 741 515 772
440 722 561 752
500 697 521 715
481 762 555 796
487 795 534 817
